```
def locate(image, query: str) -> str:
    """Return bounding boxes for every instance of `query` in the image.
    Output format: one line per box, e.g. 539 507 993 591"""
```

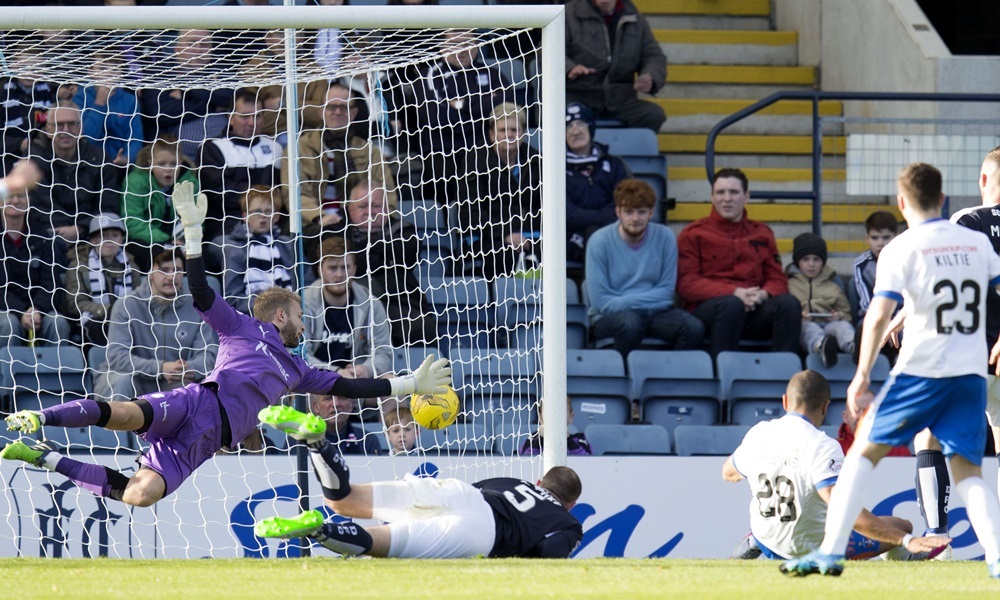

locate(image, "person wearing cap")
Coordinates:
565 0 667 132
63 212 140 346
565 102 630 267
677 168 802 356
786 232 855 368
0 187 71 346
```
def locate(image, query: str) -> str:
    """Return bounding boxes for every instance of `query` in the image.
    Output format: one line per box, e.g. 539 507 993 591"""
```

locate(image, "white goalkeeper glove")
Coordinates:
389 355 452 396
173 180 208 256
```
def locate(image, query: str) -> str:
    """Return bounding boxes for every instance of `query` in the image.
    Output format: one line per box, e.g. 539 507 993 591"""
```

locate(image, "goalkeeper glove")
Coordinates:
173 180 208 256
389 355 452 396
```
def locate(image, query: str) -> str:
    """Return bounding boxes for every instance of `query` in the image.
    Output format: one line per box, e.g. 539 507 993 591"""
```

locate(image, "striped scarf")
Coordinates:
84 247 133 323
245 231 293 297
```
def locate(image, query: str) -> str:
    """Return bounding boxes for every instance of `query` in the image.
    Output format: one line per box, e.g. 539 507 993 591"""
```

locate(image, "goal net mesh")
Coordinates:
0 18 548 558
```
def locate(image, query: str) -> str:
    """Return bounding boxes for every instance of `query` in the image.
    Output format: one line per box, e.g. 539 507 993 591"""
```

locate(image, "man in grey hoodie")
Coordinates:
95 248 219 401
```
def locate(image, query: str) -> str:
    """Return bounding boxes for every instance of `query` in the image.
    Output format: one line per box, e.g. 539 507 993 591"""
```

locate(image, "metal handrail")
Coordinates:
704 91 1000 234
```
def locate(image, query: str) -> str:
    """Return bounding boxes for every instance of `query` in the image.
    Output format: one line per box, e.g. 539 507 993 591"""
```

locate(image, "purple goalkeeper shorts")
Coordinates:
137 383 224 497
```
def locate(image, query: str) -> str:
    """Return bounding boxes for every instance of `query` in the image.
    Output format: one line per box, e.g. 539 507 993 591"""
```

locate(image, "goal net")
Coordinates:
0 5 567 558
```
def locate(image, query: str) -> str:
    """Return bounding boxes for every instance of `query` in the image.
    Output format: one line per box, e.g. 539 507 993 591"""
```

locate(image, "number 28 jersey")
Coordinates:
474 478 583 558
875 218 1000 378
732 414 843 559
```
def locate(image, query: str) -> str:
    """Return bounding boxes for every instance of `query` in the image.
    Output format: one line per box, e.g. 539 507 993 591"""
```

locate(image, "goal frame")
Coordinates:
0 4 569 471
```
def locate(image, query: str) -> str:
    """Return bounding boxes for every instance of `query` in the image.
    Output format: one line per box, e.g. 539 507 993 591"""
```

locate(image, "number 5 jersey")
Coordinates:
475 478 583 558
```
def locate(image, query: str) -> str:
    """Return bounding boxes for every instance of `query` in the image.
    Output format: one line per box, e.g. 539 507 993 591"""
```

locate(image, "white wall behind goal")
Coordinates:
0 456 990 560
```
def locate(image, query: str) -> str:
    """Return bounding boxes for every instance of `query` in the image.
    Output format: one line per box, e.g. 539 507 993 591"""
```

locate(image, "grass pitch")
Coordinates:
1 558 997 599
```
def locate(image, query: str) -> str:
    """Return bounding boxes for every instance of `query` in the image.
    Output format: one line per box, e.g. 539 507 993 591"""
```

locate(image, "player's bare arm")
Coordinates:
721 456 743 482
816 486 950 554
848 295 898 417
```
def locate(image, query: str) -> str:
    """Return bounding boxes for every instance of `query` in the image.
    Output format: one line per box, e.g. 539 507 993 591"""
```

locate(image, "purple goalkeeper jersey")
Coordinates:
197 290 341 445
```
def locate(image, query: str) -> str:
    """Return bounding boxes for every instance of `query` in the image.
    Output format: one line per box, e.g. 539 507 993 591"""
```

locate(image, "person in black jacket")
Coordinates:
255 405 583 559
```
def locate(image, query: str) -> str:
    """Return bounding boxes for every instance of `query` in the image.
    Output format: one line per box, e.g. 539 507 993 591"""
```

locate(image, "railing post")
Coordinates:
812 96 822 236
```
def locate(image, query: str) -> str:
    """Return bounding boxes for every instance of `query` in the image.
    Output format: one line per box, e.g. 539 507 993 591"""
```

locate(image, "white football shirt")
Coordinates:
732 413 843 559
874 218 1000 378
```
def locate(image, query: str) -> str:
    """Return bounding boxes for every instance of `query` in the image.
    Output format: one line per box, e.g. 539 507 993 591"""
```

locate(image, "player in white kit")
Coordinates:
782 163 1000 578
725 370 934 560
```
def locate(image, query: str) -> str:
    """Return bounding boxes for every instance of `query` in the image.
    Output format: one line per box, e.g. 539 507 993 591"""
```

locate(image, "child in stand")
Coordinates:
518 397 592 456
383 404 419 455
785 233 855 367
852 210 900 363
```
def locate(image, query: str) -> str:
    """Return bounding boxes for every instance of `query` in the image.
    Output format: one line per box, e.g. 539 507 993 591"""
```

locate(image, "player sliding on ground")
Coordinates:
781 163 1000 579
2 181 451 508
725 370 948 562
255 405 583 558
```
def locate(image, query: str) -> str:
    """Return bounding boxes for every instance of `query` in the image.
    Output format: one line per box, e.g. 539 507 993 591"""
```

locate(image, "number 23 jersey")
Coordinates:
875 218 1000 378
474 478 583 558
732 414 843 558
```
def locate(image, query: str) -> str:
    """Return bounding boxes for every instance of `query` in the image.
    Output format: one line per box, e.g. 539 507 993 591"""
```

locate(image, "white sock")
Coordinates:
820 454 875 556
956 476 1000 564
40 450 62 471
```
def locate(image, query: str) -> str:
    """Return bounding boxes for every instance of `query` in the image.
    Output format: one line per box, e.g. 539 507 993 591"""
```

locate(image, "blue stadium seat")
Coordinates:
2 346 90 412
804 352 891 425
450 347 537 428
494 275 541 328
628 350 722 436
391 346 445 373
585 423 672 456
400 199 446 232
566 304 589 350
673 425 752 457
566 278 580 305
420 422 492 455
567 349 632 427
717 351 803 425
425 277 494 348
594 127 659 156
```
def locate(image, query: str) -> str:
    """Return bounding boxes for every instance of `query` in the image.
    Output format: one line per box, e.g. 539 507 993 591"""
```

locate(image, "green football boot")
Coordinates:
255 509 325 539
257 405 326 443
5 411 41 434
1 440 48 467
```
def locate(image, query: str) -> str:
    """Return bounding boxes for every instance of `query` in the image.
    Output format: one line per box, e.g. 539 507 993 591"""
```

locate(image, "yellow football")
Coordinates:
410 386 460 430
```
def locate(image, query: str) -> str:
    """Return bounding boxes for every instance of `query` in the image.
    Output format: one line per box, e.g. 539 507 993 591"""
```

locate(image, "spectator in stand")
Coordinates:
198 89 284 241
677 168 801 356
565 0 666 132
460 102 541 279
519 397 593 457
28 101 123 246
0 45 56 171
139 29 234 159
0 188 70 346
120 137 199 272
343 180 437 346
852 210 901 364
586 179 704 357
411 29 511 203
786 233 855 368
838 389 909 457
205 185 297 315
308 391 383 455
302 236 393 380
383 404 420 455
94 248 217 401
565 102 629 266
285 82 398 249
63 213 140 347
74 52 144 165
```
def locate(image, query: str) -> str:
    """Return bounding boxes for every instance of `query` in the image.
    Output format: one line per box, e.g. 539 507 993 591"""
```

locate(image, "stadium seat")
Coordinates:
594 128 659 156
450 347 537 428
2 346 90 412
717 351 803 425
426 277 494 348
567 349 632 427
804 352 891 425
566 304 589 350
566 277 580 305
585 423 672 456
391 346 445 372
494 275 541 329
628 350 722 436
673 425 752 457
400 199 446 232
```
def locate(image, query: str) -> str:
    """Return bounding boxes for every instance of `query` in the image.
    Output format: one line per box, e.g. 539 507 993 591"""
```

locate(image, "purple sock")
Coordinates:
41 399 105 428
54 457 129 500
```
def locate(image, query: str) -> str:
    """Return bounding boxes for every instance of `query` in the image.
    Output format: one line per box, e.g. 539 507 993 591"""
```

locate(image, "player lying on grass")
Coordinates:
2 181 451 507
724 370 948 562
255 405 583 558
781 163 1000 579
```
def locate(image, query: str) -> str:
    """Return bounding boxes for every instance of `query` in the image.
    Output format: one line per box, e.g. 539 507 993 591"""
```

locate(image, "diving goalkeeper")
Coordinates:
2 181 452 508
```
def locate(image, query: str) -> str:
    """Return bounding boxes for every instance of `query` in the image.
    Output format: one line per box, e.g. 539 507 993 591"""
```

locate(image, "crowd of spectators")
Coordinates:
0 2 897 455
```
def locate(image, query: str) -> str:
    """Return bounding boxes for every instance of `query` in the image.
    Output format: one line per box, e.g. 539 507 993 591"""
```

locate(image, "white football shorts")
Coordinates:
371 474 496 558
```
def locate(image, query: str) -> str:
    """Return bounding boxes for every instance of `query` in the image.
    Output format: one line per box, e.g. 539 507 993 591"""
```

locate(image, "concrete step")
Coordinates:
668 166 847 202
667 64 816 85
647 14 771 30
668 202 900 225
634 0 770 16
660 133 846 155
658 98 844 135
667 153 842 170
658 29 797 66
655 82 816 99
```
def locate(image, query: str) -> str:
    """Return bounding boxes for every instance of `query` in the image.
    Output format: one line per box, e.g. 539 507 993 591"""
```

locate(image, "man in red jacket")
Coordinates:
677 168 801 355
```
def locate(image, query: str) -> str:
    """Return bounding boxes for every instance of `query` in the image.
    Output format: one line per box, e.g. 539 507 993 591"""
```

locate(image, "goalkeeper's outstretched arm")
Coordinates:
173 180 215 311
326 355 453 398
